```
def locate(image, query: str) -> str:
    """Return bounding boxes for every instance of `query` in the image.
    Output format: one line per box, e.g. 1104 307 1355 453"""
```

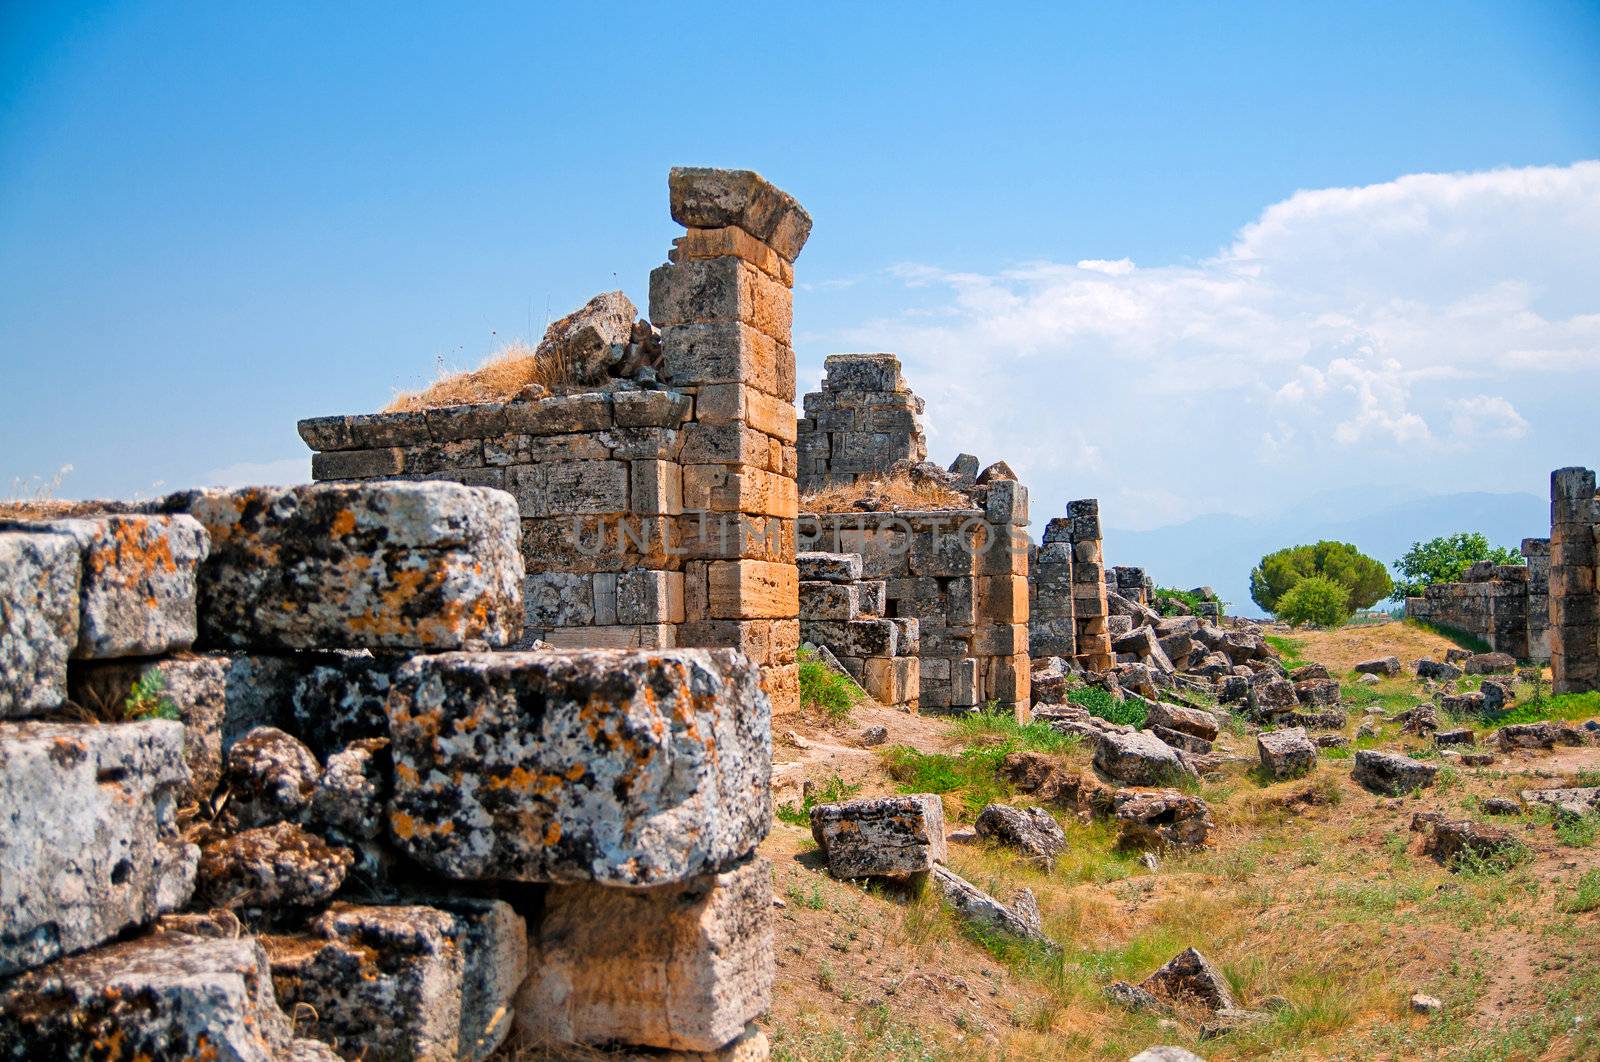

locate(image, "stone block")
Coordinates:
674 224 794 285
694 383 799 442
525 571 597 628
541 623 677 649
508 459 630 518
515 857 772 1053
1257 726 1316 780
195 821 353 919
800 580 859 620
1353 750 1437 795
984 480 1029 527
0 933 312 1060
386 649 769 885
613 389 694 428
632 459 683 515
951 657 980 707
659 322 792 398
707 559 797 619
4 514 207 660
1093 729 1189 786
71 655 227 803
1113 789 1213 850
668 166 813 261
164 481 523 650
810 794 947 878
266 903 465 1061
0 530 79 717
0 720 195 976
618 569 686 624
863 655 919 707
649 257 792 341
502 393 613 435
311 446 405 480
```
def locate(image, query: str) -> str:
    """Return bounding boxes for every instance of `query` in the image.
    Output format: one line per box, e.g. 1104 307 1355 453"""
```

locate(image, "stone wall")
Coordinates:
801 495 1030 717
0 479 776 1059
796 353 927 493
1053 500 1114 672
1551 466 1600 694
1110 566 1154 607
1406 561 1532 661
300 166 811 716
798 551 920 711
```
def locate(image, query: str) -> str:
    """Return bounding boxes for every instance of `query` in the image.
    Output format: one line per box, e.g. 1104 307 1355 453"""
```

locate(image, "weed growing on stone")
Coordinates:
1068 685 1145 729
123 671 178 721
799 647 861 722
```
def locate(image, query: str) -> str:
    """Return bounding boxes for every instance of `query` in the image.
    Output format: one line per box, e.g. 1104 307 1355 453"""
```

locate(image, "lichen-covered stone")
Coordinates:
195 821 353 917
428 897 529 1062
311 737 390 839
1139 947 1236 1012
4 514 207 659
72 655 228 803
1093 729 1190 786
930 864 1052 945
1113 789 1213 850
221 650 397 756
386 648 770 886
1145 700 1220 742
0 530 79 717
1257 726 1317 780
0 933 311 1061
514 857 772 1053
668 167 813 261
159 481 523 650
0 720 195 977
1352 749 1437 795
1424 818 1526 868
974 803 1066 863
223 725 322 830
809 794 947 879
265 903 465 1061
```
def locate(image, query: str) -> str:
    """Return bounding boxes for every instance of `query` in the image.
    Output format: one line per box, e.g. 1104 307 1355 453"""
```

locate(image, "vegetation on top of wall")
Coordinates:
1153 586 1213 617
1390 531 1525 601
800 470 971 515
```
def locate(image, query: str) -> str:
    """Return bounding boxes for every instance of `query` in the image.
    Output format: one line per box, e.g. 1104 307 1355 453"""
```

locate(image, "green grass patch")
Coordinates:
949 703 1082 755
1068 685 1146 728
1562 869 1600 913
1265 634 1309 670
1554 812 1600 848
1484 690 1600 729
123 671 179 722
776 773 861 827
799 647 862 721
881 744 1013 817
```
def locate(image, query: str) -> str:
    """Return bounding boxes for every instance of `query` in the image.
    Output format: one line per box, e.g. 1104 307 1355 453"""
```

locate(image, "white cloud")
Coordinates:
202 457 311 489
826 161 1600 528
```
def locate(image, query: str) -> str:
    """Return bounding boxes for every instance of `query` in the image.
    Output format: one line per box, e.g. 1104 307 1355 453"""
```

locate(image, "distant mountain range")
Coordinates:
1104 489 1547 618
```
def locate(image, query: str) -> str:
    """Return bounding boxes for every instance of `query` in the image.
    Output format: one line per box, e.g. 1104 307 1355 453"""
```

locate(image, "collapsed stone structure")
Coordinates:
0 166 798 1061
796 353 927 493
1405 557 1536 661
300 166 812 718
797 551 920 710
1551 466 1600 694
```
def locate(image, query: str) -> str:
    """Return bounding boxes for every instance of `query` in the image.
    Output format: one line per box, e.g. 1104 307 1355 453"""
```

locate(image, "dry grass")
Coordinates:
0 499 109 520
1281 619 1465 675
385 340 575 412
802 471 972 515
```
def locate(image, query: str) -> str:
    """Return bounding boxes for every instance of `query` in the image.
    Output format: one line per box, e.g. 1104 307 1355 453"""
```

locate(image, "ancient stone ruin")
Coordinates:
1405 556 1537 661
796 353 927 494
1551 465 1600 694
0 166 799 1062
797 550 920 710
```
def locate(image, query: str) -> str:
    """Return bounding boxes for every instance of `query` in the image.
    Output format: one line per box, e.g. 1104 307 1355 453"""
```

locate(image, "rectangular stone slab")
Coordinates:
809 794 947 879
0 529 80 716
0 720 196 976
0 933 307 1061
514 857 772 1053
1 513 207 660
385 648 770 885
156 481 523 650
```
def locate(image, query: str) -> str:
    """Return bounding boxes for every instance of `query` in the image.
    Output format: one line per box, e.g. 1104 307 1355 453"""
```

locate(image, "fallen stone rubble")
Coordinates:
0 474 777 1058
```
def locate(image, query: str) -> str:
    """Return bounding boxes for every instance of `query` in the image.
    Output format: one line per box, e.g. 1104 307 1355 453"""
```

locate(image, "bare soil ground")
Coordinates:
760 651 1600 1061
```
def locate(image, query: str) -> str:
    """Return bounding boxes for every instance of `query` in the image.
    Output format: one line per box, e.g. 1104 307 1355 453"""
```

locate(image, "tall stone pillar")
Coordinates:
1550 467 1600 694
1067 499 1114 672
1030 532 1077 660
650 168 812 715
1521 537 1551 665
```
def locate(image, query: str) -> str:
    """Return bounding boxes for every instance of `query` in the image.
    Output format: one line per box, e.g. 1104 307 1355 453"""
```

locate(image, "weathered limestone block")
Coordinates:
1093 729 1189 786
311 737 390 840
70 654 227 803
266 903 465 1061
0 530 79 717
1464 652 1516 675
1145 700 1220 742
223 725 323 830
1257 727 1317 780
1416 658 1463 680
930 864 1051 945
809 794 947 879
1247 676 1298 718
515 857 771 1053
1295 677 1341 706
1354 656 1401 676
0 720 195 977
386 649 769 886
669 166 813 262
165 481 523 650
797 551 862 583
219 651 397 757
0 933 313 1061
4 514 207 659
1496 721 1589 750
1113 789 1213 850
1139 947 1236 1012
974 803 1066 863
1424 818 1526 868
195 822 353 917
431 897 529 1062
1352 750 1437 795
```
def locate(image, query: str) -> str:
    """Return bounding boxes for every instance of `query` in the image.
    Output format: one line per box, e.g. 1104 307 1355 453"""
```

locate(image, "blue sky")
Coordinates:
3 2 1598 540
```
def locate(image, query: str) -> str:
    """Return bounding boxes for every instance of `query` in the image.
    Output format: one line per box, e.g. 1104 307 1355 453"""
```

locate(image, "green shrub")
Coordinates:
1275 574 1353 629
798 647 860 721
124 671 179 722
1069 685 1146 728
1153 586 1213 617
1249 540 1392 614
